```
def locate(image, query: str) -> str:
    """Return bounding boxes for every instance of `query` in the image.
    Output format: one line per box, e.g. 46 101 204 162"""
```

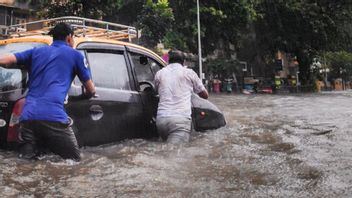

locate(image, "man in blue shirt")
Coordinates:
0 23 96 161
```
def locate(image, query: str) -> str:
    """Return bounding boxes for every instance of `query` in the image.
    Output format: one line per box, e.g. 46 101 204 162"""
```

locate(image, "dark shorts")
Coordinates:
18 120 80 161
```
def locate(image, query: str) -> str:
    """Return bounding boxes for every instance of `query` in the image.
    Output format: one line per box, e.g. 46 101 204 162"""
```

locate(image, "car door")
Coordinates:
66 43 146 146
126 47 163 137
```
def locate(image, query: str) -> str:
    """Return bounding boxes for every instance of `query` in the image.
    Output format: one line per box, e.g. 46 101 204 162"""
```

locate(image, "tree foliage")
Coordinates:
206 58 241 79
167 0 256 56
254 0 352 84
137 0 174 48
36 0 352 84
37 0 173 48
325 51 352 81
37 0 124 20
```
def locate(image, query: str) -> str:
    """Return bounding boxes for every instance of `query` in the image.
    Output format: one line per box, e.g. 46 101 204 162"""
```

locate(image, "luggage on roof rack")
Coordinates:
6 16 138 42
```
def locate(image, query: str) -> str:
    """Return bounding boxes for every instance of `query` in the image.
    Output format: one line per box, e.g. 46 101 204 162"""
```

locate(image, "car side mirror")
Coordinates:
139 80 157 96
140 56 148 65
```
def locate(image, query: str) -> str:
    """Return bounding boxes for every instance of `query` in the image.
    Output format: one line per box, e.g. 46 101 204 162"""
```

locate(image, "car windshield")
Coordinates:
0 42 47 92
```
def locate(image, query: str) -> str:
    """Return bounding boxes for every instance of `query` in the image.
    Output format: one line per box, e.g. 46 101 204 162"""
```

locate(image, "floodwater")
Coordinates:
1 91 352 197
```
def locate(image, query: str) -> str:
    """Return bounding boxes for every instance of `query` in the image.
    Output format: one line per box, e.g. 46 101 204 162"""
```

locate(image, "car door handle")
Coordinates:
89 105 103 113
89 105 104 120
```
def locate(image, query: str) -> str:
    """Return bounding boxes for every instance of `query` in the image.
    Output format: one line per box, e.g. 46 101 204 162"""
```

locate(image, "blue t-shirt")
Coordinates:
14 40 91 123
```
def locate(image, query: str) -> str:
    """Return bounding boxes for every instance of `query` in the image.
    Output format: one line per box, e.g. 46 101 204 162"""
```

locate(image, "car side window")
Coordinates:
87 50 131 90
130 52 154 83
130 52 162 83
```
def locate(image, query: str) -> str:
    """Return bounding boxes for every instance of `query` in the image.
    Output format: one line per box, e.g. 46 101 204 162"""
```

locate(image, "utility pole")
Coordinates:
197 0 203 80
296 71 300 92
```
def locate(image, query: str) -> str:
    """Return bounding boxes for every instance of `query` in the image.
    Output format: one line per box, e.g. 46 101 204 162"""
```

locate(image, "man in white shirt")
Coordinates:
154 50 209 143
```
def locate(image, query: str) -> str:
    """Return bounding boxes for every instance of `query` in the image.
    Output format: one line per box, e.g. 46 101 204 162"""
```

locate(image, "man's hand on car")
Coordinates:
69 80 96 101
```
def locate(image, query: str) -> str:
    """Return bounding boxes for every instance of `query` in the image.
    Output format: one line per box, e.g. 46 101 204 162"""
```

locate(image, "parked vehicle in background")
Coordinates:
243 77 259 93
257 80 273 94
0 17 226 149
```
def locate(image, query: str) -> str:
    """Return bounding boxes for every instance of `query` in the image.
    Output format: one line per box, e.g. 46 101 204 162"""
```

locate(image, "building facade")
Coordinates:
0 0 38 38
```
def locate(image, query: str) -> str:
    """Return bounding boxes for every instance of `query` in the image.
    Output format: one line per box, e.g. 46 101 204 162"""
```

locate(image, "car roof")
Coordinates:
1 16 166 65
0 35 166 65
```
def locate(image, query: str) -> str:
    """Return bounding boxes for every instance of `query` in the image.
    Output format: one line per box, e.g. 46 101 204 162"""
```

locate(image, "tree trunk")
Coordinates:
296 50 312 86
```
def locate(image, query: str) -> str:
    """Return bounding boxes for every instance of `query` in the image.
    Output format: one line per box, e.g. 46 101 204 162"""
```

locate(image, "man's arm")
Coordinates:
68 80 96 101
0 54 17 68
198 89 209 99
70 79 96 101
83 79 96 98
74 52 96 98
189 69 209 99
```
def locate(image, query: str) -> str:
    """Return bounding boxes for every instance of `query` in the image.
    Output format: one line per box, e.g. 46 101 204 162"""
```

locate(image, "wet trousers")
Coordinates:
156 117 192 144
18 120 80 161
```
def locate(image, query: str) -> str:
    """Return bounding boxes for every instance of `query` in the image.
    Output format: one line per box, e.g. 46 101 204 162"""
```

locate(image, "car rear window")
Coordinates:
0 42 47 92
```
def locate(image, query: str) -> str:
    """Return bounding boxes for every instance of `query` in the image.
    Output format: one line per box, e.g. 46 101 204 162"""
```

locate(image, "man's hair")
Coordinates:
168 50 185 64
48 22 74 41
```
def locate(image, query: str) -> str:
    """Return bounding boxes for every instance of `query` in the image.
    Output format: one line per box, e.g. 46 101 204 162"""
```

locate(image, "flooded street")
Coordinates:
1 91 352 197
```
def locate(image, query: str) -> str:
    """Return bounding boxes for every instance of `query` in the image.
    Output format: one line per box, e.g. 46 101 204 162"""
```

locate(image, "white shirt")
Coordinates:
154 63 206 118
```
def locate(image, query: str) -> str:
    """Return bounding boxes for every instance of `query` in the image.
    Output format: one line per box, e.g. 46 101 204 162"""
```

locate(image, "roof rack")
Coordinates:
6 16 138 42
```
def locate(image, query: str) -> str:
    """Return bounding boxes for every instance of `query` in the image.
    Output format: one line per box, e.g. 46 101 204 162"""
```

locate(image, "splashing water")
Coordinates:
1 91 352 197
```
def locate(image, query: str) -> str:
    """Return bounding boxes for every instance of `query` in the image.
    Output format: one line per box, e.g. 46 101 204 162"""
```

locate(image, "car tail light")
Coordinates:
7 98 25 142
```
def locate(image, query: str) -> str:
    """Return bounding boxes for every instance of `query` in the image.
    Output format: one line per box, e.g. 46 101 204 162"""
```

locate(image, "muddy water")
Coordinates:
1 91 352 197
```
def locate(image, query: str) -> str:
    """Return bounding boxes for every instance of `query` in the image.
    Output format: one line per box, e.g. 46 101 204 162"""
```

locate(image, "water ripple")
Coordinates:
1 92 352 197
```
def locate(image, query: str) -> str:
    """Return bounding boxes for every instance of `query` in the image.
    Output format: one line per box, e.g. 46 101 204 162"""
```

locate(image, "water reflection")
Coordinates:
1 91 352 197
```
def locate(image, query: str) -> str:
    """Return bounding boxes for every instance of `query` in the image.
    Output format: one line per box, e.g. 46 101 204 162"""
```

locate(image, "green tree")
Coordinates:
103 0 145 25
206 59 242 79
137 0 174 48
36 0 352 86
254 0 352 85
167 0 256 56
37 0 124 19
325 51 352 81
